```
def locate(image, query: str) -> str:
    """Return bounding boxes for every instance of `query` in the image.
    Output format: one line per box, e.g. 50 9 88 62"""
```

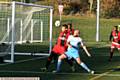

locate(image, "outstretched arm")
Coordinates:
82 45 91 57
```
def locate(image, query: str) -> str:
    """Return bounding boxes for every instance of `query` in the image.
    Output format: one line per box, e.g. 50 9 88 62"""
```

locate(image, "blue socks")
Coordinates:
80 62 90 72
56 60 90 73
56 59 62 71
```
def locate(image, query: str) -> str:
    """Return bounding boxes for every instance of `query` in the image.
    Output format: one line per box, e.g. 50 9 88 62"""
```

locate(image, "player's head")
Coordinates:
113 26 118 31
73 29 80 37
61 24 68 32
118 25 120 30
67 23 72 30
118 25 120 28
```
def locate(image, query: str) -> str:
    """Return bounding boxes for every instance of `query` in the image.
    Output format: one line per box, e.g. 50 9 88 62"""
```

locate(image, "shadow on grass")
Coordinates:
0 46 120 80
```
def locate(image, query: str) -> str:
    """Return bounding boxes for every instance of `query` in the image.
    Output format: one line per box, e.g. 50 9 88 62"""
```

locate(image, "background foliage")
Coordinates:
3 0 120 18
37 0 120 18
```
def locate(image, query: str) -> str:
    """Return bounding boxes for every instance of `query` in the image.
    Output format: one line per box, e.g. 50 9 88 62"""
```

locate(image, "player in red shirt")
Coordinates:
41 24 74 71
52 25 68 54
109 25 120 61
66 23 74 39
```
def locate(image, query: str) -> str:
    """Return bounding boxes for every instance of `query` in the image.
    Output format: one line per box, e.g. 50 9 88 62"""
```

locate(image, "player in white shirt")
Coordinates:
53 30 94 74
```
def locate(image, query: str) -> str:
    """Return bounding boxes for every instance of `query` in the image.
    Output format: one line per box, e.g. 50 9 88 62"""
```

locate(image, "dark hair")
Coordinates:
68 23 72 26
114 26 118 34
114 26 118 29
62 24 68 29
67 23 72 29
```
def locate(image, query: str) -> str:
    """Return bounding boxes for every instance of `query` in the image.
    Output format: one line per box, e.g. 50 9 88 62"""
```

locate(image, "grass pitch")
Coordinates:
0 15 119 80
0 42 120 80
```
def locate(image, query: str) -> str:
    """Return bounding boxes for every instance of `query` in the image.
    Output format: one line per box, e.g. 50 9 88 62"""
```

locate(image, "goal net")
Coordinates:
0 1 53 63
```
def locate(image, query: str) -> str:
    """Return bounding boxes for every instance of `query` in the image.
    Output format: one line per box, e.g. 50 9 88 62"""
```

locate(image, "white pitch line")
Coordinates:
54 72 120 77
89 70 113 80
0 70 120 77
0 56 46 66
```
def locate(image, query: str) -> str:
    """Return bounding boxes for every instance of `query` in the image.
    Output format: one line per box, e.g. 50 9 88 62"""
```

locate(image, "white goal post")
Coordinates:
0 1 53 63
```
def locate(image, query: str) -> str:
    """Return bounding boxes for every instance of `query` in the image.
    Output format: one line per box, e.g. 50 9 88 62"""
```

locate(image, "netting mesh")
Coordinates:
15 4 50 43
0 3 12 43
0 2 53 62
0 2 51 44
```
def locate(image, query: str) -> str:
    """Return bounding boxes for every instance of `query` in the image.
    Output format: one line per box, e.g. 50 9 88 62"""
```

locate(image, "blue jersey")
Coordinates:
65 35 84 59
67 35 83 50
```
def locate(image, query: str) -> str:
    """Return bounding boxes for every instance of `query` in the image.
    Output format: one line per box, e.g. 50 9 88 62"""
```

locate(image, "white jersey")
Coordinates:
67 35 83 49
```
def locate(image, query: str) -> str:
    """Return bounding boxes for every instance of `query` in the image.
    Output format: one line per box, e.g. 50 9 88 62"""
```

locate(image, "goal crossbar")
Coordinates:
0 1 53 63
0 1 53 9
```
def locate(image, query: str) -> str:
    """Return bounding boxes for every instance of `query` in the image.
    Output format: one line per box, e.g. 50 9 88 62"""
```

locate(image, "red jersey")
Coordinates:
52 31 67 54
118 32 120 42
66 29 74 39
110 29 120 49
110 30 120 43
57 31 67 46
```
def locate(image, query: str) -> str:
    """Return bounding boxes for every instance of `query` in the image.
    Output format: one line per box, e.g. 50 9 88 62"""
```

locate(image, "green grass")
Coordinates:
53 16 120 41
0 14 120 79
0 42 120 80
0 12 120 44
53 16 96 41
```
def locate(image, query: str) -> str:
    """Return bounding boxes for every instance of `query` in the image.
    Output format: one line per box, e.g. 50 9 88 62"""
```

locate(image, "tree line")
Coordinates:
36 0 120 18
5 0 120 18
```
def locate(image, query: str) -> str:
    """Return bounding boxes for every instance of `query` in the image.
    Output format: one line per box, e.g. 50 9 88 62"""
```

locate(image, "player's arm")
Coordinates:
66 41 72 48
59 36 66 40
66 36 72 48
109 31 113 41
58 33 66 40
57 33 66 46
81 42 91 57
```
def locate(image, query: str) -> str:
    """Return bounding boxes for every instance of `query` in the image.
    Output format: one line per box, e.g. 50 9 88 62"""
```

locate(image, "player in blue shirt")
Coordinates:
53 30 94 74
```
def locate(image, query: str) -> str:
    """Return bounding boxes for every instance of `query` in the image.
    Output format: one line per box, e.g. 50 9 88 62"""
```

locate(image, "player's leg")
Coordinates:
109 42 117 61
76 58 90 72
54 54 67 72
109 48 114 61
41 51 55 71
75 57 94 74
72 51 94 74
65 58 75 72
53 53 59 68
45 51 57 69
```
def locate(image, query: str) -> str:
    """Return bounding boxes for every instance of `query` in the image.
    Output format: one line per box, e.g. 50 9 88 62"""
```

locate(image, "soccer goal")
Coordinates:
0 1 53 63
